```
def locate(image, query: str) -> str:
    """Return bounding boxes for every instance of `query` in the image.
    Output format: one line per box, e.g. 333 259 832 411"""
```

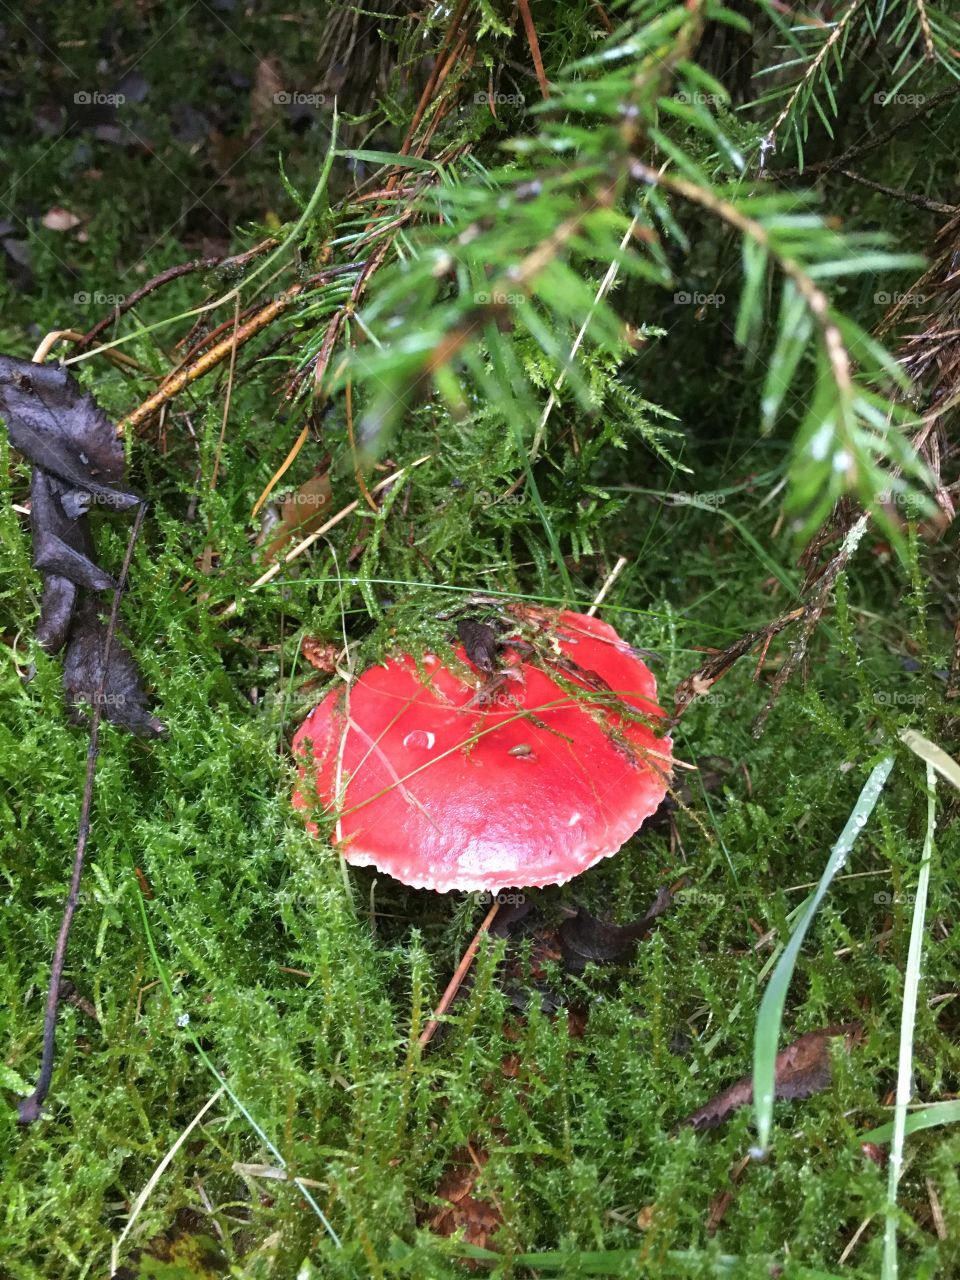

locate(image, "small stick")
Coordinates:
18 503 147 1124
117 284 307 433
839 169 957 215
517 0 550 99
587 555 628 616
30 330 143 371
418 900 500 1048
74 238 277 351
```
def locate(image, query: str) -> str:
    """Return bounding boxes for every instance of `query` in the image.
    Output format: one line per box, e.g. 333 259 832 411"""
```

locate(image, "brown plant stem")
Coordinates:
517 0 550 99
117 284 306 433
74 238 277 352
18 502 147 1124
418 901 501 1049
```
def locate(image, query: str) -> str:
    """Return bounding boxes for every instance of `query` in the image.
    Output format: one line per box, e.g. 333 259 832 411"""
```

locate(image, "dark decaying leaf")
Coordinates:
558 886 674 970
63 597 166 737
31 469 115 592
0 352 163 734
0 356 139 508
36 573 77 655
684 1022 863 1131
456 616 502 673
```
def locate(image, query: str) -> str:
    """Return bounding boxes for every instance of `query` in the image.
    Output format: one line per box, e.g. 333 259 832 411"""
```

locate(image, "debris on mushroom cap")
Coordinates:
291 608 672 893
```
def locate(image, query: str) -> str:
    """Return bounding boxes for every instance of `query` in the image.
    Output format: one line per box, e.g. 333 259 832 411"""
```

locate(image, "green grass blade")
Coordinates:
862 1100 960 1144
752 756 895 1153
883 762 937 1280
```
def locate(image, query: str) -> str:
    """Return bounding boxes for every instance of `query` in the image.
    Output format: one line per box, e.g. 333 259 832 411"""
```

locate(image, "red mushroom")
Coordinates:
292 607 672 892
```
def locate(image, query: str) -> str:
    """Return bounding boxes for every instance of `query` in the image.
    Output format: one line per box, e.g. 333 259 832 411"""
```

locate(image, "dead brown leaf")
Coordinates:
257 470 333 563
426 1147 501 1261
684 1022 863 1131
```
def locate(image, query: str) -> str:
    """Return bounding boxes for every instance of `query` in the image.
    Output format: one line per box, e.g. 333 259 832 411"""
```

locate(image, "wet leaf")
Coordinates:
35 573 77 655
456 617 501 673
0 356 139 508
257 469 332 563
558 886 674 971
31 470 114 592
684 1022 863 1131
0 353 162 733
63 597 166 737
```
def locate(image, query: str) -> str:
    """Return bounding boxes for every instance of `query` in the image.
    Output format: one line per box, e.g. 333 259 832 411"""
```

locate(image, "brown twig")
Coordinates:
117 284 306 433
839 169 957 215
517 0 550 100
397 0 471 166
916 0 936 60
74 239 276 351
30 329 144 372
18 502 147 1124
418 901 501 1048
772 87 960 179
760 0 865 162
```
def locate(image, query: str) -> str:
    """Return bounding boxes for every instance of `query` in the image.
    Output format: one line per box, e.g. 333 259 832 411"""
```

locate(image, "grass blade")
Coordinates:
883 762 937 1280
862 1100 960 1144
752 756 895 1153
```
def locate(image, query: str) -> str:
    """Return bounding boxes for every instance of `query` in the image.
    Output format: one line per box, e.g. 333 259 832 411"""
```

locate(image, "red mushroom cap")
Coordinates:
292 609 672 892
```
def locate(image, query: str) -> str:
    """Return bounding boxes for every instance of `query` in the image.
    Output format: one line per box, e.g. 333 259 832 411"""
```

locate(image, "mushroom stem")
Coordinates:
418 900 501 1048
